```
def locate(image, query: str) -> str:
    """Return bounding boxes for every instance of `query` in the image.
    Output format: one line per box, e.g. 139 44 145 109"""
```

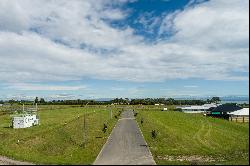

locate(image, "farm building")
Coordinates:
162 108 168 111
206 104 242 119
155 103 164 106
228 108 249 123
176 103 218 113
12 114 39 129
0 104 3 107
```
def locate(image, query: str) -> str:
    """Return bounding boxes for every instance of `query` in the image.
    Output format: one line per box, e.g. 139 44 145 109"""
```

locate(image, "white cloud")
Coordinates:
0 0 248 85
48 94 80 99
184 85 199 88
5 83 86 91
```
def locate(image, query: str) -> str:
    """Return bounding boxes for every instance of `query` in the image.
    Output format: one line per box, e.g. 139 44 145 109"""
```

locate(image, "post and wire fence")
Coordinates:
81 108 120 148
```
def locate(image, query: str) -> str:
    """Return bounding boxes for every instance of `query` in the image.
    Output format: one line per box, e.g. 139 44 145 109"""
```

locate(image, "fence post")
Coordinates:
83 113 87 148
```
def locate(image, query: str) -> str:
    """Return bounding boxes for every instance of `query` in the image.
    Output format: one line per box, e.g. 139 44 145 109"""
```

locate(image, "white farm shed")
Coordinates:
12 114 39 129
163 108 168 111
228 108 249 116
176 103 218 113
228 108 249 123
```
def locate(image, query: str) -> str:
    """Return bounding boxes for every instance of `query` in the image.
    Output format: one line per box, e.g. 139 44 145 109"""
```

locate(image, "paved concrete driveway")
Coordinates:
93 110 156 165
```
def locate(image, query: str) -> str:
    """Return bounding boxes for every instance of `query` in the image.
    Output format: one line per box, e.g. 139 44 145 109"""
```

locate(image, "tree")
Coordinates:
34 97 39 104
40 98 46 104
9 99 15 105
210 97 221 104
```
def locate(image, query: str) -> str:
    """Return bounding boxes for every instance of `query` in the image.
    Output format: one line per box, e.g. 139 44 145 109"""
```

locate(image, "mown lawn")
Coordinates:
0 106 121 164
136 110 249 165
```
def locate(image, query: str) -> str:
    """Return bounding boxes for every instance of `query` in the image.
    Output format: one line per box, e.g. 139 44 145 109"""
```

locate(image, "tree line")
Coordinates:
1 97 222 106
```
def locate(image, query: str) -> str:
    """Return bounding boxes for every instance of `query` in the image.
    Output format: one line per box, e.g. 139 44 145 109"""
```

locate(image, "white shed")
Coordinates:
228 108 249 116
12 114 39 129
228 108 249 123
176 103 219 114
163 108 168 111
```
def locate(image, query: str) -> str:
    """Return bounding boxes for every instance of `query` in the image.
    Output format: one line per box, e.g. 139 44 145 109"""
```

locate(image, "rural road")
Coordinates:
93 110 156 165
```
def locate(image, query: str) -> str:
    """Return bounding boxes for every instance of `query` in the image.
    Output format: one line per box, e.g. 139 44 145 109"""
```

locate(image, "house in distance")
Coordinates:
205 104 242 119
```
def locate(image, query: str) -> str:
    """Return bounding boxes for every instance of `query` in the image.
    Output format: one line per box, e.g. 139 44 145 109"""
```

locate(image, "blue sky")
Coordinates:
0 0 249 100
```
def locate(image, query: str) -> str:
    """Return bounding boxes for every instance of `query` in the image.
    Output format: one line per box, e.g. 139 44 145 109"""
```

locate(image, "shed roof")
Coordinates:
228 108 249 116
211 104 241 112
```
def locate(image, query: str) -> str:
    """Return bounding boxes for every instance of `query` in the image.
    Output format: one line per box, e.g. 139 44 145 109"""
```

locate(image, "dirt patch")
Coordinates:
157 155 225 163
0 155 34 165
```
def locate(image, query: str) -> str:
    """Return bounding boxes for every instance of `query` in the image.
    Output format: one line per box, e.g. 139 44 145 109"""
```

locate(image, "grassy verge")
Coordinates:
0 106 121 164
136 110 249 165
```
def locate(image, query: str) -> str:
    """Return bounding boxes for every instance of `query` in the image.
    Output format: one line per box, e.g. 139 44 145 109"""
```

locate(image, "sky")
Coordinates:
0 0 249 100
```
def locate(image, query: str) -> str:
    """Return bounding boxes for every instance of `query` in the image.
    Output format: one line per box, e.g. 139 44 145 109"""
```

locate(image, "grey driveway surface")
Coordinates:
93 110 156 165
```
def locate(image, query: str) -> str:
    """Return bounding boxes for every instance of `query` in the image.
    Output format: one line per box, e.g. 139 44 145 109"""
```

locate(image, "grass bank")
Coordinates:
0 106 121 164
136 110 249 165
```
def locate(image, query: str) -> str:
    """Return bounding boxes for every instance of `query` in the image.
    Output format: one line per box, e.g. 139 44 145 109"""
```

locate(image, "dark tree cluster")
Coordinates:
128 98 207 105
0 97 223 106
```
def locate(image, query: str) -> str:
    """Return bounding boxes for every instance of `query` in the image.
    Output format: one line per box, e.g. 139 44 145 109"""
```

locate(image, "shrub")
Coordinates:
102 123 108 133
174 108 182 112
151 130 157 139
141 118 144 125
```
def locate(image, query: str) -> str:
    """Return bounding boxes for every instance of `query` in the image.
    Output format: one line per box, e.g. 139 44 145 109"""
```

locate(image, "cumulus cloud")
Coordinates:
0 0 248 85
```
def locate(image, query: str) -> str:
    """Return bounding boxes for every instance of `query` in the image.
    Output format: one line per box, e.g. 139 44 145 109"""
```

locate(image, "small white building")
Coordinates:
0 104 3 107
177 103 218 113
155 104 160 106
162 108 168 111
12 114 39 129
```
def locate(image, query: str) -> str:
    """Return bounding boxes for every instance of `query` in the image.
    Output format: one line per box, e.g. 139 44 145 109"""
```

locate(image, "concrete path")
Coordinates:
93 110 156 165
0 156 33 165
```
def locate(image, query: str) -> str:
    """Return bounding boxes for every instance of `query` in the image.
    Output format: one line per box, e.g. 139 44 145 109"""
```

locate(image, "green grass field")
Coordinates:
136 110 249 165
0 105 121 164
1 105 249 165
